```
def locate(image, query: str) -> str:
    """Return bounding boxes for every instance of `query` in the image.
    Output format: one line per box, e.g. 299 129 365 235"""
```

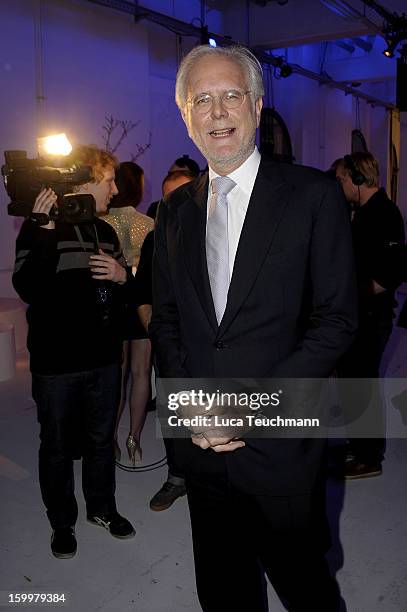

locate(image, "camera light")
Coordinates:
37 133 72 157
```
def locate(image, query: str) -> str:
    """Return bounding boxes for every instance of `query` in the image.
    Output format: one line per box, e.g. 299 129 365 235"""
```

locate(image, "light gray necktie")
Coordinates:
206 176 236 324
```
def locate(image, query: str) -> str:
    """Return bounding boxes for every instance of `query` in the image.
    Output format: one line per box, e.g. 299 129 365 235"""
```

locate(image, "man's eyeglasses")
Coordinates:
186 90 252 114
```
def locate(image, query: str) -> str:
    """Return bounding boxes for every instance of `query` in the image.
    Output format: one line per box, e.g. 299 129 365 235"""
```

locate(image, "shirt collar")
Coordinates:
209 147 261 196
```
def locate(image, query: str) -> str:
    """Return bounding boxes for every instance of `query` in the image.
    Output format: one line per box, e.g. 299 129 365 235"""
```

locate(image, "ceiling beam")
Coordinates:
352 37 373 52
336 40 356 53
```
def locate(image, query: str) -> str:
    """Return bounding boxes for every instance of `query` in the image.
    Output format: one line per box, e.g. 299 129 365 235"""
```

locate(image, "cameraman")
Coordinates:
12 145 135 559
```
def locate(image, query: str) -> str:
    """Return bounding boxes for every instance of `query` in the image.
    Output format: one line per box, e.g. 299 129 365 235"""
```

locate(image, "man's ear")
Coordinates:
255 97 263 128
181 109 192 138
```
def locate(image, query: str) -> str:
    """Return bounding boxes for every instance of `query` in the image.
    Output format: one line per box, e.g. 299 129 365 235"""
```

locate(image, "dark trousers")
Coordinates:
186 466 340 612
163 437 185 482
337 305 393 465
155 358 185 483
32 364 121 529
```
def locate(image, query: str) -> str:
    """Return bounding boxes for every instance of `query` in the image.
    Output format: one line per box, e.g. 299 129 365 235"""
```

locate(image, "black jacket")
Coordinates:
150 159 358 495
351 188 405 316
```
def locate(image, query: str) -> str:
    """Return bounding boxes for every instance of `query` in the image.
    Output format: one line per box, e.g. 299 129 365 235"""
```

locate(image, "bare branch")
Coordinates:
130 131 152 162
101 115 150 161
101 115 121 152
111 119 140 154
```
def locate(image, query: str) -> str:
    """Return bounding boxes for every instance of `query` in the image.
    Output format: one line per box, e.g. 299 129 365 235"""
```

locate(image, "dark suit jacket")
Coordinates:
150 157 358 495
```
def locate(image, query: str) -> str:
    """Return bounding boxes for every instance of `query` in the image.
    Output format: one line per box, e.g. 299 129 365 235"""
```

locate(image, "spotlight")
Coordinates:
209 38 217 47
37 133 72 157
381 22 407 59
279 63 293 78
383 38 397 58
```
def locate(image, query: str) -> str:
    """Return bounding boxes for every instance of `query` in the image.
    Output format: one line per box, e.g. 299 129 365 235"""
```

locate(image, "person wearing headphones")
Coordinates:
335 152 405 479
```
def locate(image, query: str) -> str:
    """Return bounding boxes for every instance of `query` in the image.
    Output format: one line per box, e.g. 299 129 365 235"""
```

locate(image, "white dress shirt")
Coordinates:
207 147 261 280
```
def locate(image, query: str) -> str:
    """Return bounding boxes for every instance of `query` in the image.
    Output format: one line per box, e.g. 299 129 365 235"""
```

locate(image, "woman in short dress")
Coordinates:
104 162 154 464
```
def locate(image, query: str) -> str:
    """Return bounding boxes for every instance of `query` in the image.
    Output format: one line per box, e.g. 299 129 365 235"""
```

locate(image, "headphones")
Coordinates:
344 154 367 186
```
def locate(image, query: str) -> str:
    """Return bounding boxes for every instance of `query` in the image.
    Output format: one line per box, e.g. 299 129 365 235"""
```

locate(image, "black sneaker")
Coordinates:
51 527 77 559
345 460 382 480
87 511 135 539
149 481 186 512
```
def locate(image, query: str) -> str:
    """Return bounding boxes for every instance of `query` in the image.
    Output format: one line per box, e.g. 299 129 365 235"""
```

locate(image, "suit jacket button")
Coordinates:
214 341 225 350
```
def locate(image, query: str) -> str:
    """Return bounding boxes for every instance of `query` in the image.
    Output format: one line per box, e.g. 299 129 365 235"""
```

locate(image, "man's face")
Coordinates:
182 55 263 175
80 166 118 214
336 167 358 203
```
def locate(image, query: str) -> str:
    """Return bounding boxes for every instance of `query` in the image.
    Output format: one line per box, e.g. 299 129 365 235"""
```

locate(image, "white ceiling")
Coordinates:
219 0 407 49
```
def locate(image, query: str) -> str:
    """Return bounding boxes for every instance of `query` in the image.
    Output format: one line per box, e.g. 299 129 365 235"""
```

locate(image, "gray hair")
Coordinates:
175 45 265 110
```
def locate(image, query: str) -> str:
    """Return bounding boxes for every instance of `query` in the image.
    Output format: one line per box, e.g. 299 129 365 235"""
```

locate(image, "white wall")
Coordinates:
399 113 407 222
1 1 40 297
0 0 148 296
146 25 206 204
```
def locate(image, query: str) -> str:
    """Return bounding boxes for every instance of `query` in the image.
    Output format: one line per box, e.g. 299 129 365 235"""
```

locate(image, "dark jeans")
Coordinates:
32 364 121 529
337 304 393 465
186 467 340 612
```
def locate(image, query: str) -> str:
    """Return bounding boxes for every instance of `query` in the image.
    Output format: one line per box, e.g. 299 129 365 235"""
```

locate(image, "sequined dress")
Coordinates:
104 207 154 269
104 206 154 339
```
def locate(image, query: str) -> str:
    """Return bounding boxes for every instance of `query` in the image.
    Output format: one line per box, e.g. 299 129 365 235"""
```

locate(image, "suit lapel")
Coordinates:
218 160 291 336
178 173 218 332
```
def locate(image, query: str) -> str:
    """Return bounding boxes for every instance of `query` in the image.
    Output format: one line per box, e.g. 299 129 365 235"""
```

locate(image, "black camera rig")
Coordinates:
2 150 96 224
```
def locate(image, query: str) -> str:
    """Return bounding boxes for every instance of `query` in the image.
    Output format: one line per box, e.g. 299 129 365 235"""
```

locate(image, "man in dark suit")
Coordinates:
150 44 357 612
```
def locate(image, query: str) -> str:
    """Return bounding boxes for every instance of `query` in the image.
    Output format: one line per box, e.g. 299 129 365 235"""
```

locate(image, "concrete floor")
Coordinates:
1 292 407 612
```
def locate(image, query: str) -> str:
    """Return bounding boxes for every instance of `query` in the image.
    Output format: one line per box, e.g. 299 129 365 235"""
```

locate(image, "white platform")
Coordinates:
0 322 16 381
0 297 27 352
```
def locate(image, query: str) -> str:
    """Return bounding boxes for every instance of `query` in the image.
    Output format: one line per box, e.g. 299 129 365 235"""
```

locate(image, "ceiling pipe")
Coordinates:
360 0 396 22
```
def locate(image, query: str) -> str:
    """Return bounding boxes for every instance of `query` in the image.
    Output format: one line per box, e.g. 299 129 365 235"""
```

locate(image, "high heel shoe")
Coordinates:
126 435 142 465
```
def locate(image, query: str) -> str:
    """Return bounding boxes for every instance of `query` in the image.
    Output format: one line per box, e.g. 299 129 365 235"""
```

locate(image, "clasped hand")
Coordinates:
172 390 246 454
89 249 127 284
191 433 245 453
